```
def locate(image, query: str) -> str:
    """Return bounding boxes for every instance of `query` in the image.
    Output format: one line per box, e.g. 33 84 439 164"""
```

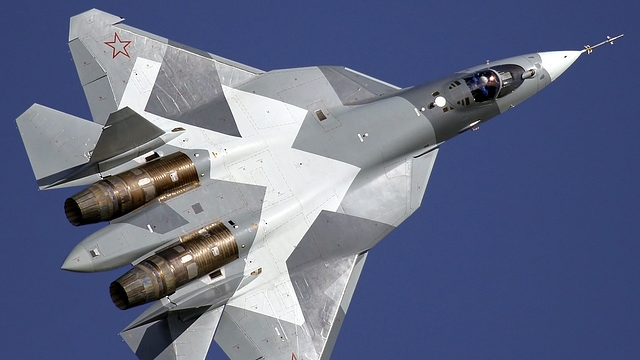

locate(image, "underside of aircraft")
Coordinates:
16 9 620 360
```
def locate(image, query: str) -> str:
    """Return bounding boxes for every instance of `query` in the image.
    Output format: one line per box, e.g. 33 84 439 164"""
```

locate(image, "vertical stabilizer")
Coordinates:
121 306 223 360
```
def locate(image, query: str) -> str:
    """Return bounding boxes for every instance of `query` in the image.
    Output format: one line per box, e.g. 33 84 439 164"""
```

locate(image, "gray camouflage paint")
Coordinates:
15 8 579 360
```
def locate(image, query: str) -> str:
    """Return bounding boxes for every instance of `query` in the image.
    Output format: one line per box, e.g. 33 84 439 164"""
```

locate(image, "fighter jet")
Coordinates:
16 9 622 360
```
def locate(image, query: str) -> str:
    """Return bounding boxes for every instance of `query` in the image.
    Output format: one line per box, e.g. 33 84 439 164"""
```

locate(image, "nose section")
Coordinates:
538 51 582 82
61 244 95 272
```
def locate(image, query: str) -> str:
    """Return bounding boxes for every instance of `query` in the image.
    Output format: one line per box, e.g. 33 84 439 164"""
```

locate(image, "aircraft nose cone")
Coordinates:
538 51 582 82
61 244 95 272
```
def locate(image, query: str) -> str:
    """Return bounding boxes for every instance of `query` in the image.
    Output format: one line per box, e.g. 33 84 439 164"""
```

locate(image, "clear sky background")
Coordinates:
1 1 638 359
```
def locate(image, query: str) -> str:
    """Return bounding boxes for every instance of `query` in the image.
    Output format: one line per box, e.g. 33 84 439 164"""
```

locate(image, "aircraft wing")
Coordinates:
68 8 263 126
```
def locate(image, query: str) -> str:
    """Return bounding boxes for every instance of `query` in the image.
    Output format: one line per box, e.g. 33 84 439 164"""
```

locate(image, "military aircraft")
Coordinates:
16 8 622 360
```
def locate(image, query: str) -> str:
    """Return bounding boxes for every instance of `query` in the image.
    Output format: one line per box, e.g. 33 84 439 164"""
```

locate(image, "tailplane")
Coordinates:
16 104 102 189
17 105 173 189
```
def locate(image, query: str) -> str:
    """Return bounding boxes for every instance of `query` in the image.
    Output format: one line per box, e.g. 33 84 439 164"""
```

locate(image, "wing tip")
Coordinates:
69 8 124 42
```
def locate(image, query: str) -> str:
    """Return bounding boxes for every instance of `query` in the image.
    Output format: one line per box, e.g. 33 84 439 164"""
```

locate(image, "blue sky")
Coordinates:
1 1 638 359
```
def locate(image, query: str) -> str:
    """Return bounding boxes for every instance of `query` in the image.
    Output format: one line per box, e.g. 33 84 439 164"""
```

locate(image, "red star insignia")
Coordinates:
104 33 132 59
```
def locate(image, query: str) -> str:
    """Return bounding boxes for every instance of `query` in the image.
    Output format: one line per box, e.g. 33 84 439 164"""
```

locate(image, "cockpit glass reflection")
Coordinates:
492 64 526 98
464 70 500 102
463 64 527 102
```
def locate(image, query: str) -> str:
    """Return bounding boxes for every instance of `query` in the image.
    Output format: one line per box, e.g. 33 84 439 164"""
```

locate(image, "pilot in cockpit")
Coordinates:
466 70 500 102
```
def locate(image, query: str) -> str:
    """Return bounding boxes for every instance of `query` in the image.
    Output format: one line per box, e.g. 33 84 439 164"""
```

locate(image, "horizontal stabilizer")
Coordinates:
16 104 102 189
17 104 171 189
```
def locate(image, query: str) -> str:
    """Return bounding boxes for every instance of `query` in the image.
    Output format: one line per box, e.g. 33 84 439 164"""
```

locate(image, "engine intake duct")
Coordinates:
109 222 238 310
64 152 199 226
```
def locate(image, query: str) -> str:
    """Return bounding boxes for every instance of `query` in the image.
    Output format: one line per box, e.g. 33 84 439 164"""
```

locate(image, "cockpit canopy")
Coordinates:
464 64 526 103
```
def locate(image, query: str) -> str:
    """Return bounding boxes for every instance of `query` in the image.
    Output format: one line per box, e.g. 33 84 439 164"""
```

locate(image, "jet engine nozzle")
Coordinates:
110 222 238 310
64 152 200 226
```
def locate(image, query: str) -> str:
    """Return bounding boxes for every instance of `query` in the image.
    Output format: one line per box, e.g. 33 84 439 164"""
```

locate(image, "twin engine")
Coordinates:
63 151 240 309
64 152 200 226
110 222 239 309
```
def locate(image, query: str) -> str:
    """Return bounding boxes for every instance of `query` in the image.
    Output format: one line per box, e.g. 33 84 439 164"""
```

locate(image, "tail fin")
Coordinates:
69 9 261 137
